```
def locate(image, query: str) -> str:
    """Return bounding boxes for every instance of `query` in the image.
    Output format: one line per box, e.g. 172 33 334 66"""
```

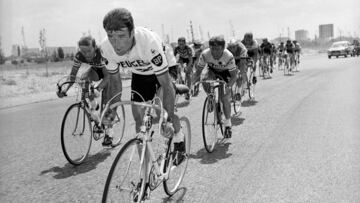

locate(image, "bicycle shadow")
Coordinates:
39 150 112 179
176 99 190 109
241 99 258 107
161 187 187 202
190 142 232 165
231 115 245 126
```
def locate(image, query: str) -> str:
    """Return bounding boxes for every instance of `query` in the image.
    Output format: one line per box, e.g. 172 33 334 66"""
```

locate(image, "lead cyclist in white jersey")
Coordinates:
192 36 237 138
100 8 185 156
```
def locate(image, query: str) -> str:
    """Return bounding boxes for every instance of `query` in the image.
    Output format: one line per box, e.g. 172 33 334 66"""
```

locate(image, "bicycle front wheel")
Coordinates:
61 103 92 165
231 85 241 115
102 138 145 203
163 116 191 196
202 96 222 153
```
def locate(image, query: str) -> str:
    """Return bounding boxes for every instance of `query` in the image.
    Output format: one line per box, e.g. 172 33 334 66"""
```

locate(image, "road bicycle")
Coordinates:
102 95 191 202
232 57 256 113
57 76 125 165
194 79 228 153
284 52 295 75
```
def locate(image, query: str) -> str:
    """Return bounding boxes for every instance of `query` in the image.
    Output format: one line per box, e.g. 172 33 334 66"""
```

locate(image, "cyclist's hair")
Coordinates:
103 8 134 34
78 36 96 47
244 32 253 40
178 37 186 43
263 38 268 42
209 36 225 48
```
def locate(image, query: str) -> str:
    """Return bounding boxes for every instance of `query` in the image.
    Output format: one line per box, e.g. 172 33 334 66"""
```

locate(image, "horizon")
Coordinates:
1 0 359 56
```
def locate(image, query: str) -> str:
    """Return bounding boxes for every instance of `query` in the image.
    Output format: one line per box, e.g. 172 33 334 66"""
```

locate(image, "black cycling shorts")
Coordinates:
208 68 231 83
91 67 104 79
131 73 160 102
178 57 190 65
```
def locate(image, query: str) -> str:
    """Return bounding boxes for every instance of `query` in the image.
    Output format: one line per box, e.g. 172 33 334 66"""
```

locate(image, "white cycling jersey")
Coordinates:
100 26 168 75
198 48 236 72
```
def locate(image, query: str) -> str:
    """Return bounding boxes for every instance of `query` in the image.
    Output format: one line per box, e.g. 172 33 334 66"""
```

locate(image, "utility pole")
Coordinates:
161 24 165 42
189 21 194 43
229 20 235 38
199 26 204 41
287 27 290 39
39 28 48 76
207 31 211 40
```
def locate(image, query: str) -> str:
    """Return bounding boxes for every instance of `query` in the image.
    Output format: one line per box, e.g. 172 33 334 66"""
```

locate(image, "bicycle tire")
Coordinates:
110 104 126 147
232 85 241 115
163 116 191 196
102 138 145 203
202 96 222 153
61 103 92 165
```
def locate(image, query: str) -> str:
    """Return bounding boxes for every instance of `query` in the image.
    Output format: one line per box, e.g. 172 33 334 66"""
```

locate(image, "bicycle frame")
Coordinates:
104 99 173 188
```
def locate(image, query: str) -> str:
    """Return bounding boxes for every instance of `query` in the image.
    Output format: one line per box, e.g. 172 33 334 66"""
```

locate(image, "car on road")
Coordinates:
327 41 353 59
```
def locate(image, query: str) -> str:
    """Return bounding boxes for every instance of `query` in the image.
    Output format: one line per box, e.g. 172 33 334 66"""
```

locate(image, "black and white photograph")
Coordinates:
0 0 359 202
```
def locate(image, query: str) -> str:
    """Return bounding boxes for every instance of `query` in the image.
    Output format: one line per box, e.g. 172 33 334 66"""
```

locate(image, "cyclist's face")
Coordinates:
210 45 224 60
107 28 134 56
178 40 186 48
79 45 95 61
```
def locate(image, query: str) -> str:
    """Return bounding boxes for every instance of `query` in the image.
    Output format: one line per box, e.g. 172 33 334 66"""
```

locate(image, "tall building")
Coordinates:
295 29 309 41
319 24 334 40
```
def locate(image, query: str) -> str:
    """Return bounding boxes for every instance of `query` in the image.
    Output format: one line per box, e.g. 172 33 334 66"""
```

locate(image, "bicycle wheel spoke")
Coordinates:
109 105 126 147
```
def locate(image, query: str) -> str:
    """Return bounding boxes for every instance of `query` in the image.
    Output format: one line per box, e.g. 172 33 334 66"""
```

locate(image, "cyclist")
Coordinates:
226 38 247 98
260 38 273 77
100 8 185 158
174 37 194 100
192 36 237 138
285 40 295 70
164 43 179 82
293 40 301 66
241 32 259 84
277 41 286 68
189 39 204 96
56 35 118 146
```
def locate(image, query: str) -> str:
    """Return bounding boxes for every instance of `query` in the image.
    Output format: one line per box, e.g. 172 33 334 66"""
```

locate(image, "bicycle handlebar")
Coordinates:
101 99 169 129
193 79 228 88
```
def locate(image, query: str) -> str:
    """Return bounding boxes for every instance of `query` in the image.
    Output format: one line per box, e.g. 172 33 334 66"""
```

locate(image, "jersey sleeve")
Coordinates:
99 41 120 74
224 52 237 72
147 36 168 75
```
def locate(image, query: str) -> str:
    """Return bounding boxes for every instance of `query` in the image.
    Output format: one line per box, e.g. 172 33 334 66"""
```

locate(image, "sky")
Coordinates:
1 0 359 56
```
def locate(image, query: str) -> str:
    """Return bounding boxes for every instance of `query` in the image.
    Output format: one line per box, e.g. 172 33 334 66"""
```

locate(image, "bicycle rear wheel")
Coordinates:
202 96 223 153
163 116 191 196
102 138 145 203
231 85 241 115
61 103 92 165
110 104 126 147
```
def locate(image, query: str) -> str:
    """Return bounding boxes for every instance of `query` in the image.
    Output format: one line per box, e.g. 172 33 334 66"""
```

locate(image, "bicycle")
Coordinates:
194 79 228 153
57 76 125 165
232 57 256 110
102 96 191 202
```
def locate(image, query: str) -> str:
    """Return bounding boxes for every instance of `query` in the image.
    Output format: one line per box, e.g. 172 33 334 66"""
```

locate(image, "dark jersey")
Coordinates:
174 45 193 59
73 48 108 70
260 42 272 54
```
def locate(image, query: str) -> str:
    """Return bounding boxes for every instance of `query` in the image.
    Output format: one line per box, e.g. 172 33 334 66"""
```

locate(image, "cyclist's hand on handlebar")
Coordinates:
56 89 67 98
93 87 102 98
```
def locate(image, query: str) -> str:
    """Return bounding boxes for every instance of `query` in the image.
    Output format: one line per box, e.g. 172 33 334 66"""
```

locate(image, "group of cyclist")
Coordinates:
57 7 303 165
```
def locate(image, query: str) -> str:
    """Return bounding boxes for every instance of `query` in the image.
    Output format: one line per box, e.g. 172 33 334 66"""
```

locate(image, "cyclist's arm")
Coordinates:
156 71 176 121
64 58 82 92
96 66 109 91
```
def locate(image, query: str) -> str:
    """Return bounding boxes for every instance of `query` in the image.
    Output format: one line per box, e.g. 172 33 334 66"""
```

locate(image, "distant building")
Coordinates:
11 45 21 57
295 30 309 41
319 24 334 40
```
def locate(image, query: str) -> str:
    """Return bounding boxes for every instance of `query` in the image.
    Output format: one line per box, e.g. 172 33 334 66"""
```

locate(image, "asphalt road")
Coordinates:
1 54 360 202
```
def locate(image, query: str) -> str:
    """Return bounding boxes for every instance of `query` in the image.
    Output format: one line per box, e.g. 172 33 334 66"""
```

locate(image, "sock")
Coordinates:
224 119 232 128
173 131 184 143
